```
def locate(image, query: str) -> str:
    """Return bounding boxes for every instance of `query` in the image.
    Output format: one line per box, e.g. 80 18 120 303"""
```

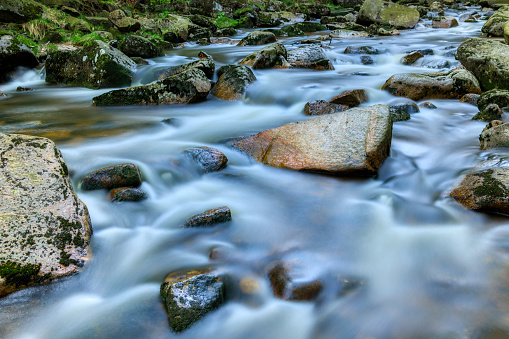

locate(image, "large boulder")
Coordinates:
457 38 509 91
156 15 193 43
381 69 481 101
211 65 256 101
356 0 420 29
45 40 136 89
0 0 44 23
154 59 215 81
482 6 509 37
118 35 164 59
237 31 277 46
477 89 509 111
108 9 140 33
479 122 509 149
229 105 393 176
287 45 334 71
0 134 92 298
92 68 212 106
450 168 509 214
238 43 288 69
0 34 39 83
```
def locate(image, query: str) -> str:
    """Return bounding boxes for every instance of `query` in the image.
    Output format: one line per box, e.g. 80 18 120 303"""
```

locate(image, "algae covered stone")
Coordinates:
0 134 92 297
479 123 509 149
477 89 509 111
0 34 39 82
237 31 277 46
0 0 44 23
118 35 164 59
238 43 288 69
356 0 420 29
482 5 509 37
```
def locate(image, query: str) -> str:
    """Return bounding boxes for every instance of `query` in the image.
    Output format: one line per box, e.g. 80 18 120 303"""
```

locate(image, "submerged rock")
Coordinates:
92 68 212 106
329 89 368 107
184 146 228 173
237 31 276 46
160 268 225 332
479 122 509 149
0 134 92 297
356 0 420 29
110 187 148 202
304 100 349 116
477 90 509 111
80 163 142 191
238 43 288 69
211 65 256 101
229 105 392 176
267 261 323 301
472 104 503 122
482 5 509 37
381 69 481 101
0 34 39 82
287 45 334 71
181 206 232 228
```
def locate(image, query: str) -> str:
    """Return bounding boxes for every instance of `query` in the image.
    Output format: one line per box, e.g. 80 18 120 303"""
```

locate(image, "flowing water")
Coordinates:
1 9 509 339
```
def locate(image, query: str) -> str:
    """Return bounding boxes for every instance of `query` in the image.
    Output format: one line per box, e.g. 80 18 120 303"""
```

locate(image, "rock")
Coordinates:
412 59 450 69
118 35 164 58
378 27 400 36
130 57 148 65
287 45 334 71
110 187 148 202
280 22 326 36
0 0 44 23
390 109 411 121
238 43 288 69
450 168 509 214
86 16 114 30
0 134 92 297
329 89 368 107
381 69 481 101
267 261 323 301
181 206 232 228
0 34 39 83
158 15 193 43
344 46 385 54
184 146 228 173
401 51 424 65
16 86 33 91
279 25 305 37
237 31 276 47
480 123 509 149
482 5 509 37
483 120 505 132
304 100 349 116
361 56 374 65
154 59 215 81
432 16 459 28
215 27 237 37
160 268 225 332
228 104 392 176
406 48 434 56
472 104 503 122
45 40 136 90
389 100 420 114
330 29 370 38
198 51 212 59
459 13 475 22
420 101 437 109
356 0 420 29
108 9 140 33
460 93 480 106
211 65 256 101
457 38 509 91
80 163 142 191
477 90 509 111
92 68 212 106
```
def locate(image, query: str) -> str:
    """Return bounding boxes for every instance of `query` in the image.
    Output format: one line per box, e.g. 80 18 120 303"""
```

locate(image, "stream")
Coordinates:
1 8 509 339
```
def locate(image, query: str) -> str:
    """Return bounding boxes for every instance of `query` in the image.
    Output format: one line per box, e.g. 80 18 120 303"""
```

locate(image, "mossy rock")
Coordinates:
238 42 288 69
0 0 45 24
482 5 509 37
156 15 192 43
141 58 215 84
473 104 503 122
108 9 140 33
118 35 164 59
0 34 39 82
279 24 305 37
356 0 420 29
479 122 509 149
237 30 276 46
478 89 509 111
211 65 256 101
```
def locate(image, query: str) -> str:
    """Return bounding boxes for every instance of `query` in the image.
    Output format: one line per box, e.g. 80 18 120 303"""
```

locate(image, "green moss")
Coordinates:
473 169 509 198
213 17 238 29
0 261 41 287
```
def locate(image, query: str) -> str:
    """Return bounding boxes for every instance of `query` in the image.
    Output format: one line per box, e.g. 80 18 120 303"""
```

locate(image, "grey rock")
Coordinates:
184 146 228 173
287 45 334 71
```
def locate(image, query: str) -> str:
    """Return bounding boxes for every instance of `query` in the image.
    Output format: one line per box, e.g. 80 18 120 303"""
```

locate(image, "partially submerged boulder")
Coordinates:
381 69 481 101
155 59 215 80
184 146 228 173
0 134 92 297
482 5 509 37
344 46 385 55
477 89 509 111
45 40 136 89
356 0 420 29
457 38 509 91
432 17 458 28
460 93 480 106
211 65 256 101
118 35 164 59
110 187 148 202
479 122 509 149
401 51 424 65
80 163 142 190
237 31 277 46
92 68 212 106
0 34 39 82
229 105 393 176
304 100 349 116
472 104 503 122
329 89 368 107
181 206 232 228
238 43 288 69
287 45 334 71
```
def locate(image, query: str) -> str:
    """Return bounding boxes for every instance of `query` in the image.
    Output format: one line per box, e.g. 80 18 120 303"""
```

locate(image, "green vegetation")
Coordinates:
214 12 238 29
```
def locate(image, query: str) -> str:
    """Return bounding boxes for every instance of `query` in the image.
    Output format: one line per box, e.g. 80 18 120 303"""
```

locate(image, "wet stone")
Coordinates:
479 122 509 149
344 46 386 54
211 65 256 101
287 45 334 71
406 48 434 56
390 109 411 122
482 120 505 132
198 51 212 59
472 104 503 122
329 89 368 107
401 51 423 65
237 31 277 47
110 187 148 202
80 163 142 191
419 101 438 109
477 89 509 111
432 17 459 28
161 118 180 126
181 206 232 228
360 56 373 65
16 86 33 92
389 101 420 114
183 146 228 173
460 93 480 106
304 100 349 116
267 261 323 301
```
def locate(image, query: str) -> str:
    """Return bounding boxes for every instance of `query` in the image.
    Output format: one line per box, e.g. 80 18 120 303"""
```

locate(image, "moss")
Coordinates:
0 261 41 287
58 251 76 266
473 169 509 198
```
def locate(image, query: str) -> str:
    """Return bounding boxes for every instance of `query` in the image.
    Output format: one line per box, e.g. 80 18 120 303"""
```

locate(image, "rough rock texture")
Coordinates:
237 31 277 47
287 45 334 71
329 89 368 107
184 146 228 173
450 168 509 214
304 100 349 116
118 35 164 59
457 38 509 91
460 93 480 106
80 163 142 190
381 69 481 101
0 35 39 82
154 59 215 80
92 68 212 106
0 134 92 298
482 6 509 37
477 90 509 111
181 206 232 228
356 0 420 29
211 65 256 101
480 123 509 149
432 17 459 28
401 51 424 65
108 9 141 33
45 40 136 89
110 187 148 202
160 268 225 332
0 0 44 23
238 43 288 69
473 104 503 122
229 105 393 176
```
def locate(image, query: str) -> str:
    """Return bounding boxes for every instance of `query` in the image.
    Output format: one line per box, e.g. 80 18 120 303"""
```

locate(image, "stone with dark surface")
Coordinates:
344 46 385 55
460 93 480 106
0 134 92 297
477 90 509 111
153 59 215 80
482 5 509 37
0 0 44 23
211 65 256 101
181 206 232 228
45 40 136 90
329 89 368 107
184 146 228 173
238 43 288 69
80 163 142 191
356 0 420 29
432 17 458 28
287 45 334 71
304 100 349 116
0 34 39 83
457 38 509 91
92 68 212 106
267 261 323 301
450 168 509 214
381 69 481 101
401 51 423 65
118 35 164 59
110 187 148 202
472 104 503 122
361 56 373 65
420 101 437 109
160 268 225 332
229 105 393 176
237 31 276 47
480 122 509 149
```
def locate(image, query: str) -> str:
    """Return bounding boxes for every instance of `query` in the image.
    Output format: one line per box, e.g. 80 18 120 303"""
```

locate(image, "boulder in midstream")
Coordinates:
183 146 228 173
180 206 232 228
287 45 334 71
211 65 256 101
80 163 142 191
